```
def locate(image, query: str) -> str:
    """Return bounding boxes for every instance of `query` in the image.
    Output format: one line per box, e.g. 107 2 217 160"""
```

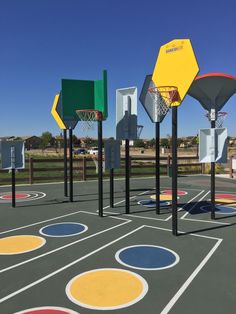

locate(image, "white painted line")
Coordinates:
180 190 209 219
0 226 145 304
0 205 130 236
182 217 230 225
126 214 167 222
144 224 222 241
159 238 223 314
165 190 206 221
0 210 84 235
0 218 131 274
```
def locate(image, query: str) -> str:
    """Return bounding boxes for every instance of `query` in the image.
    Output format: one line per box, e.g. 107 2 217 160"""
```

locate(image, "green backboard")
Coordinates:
61 70 108 127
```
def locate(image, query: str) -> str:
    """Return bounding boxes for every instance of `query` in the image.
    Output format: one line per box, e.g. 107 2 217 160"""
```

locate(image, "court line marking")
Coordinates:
160 238 222 314
0 206 130 236
0 213 131 274
180 191 210 220
0 191 46 203
0 186 151 235
181 191 233 225
0 226 145 304
165 190 205 221
0 224 222 311
103 190 205 222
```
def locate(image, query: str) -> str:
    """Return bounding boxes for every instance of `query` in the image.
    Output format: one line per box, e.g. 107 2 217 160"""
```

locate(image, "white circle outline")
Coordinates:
65 268 148 310
13 306 80 314
137 200 171 207
200 204 236 215
161 189 188 196
115 244 180 270
0 191 46 203
0 235 46 255
39 222 88 237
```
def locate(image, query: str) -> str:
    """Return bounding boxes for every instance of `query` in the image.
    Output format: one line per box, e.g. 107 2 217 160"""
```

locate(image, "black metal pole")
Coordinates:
125 139 130 214
98 120 103 217
211 120 216 219
12 168 16 208
63 129 68 197
110 168 114 208
155 122 160 214
69 128 73 202
172 106 178 236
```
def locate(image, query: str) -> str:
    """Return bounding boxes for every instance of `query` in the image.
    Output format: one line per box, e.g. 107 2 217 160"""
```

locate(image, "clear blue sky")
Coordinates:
1 0 236 139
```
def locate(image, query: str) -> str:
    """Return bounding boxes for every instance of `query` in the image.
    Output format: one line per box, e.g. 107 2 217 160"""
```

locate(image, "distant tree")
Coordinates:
82 137 98 148
40 132 53 151
133 139 145 148
148 138 156 148
160 138 169 148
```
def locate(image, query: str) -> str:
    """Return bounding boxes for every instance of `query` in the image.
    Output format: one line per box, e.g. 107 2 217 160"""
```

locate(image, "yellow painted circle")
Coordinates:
150 194 172 201
66 268 148 310
0 235 46 255
214 199 236 205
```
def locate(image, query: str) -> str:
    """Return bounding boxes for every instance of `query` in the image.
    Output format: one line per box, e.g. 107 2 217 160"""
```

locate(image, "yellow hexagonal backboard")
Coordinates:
152 39 199 106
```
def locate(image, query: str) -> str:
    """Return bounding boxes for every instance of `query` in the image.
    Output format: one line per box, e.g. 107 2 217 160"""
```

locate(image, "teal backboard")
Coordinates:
61 70 108 128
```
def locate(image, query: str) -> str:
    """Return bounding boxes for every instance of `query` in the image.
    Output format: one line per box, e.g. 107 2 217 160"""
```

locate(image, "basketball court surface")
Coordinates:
0 175 235 314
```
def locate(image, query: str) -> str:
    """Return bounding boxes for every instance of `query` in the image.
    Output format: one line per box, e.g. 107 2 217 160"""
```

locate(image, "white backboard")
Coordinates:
199 128 228 163
116 87 137 140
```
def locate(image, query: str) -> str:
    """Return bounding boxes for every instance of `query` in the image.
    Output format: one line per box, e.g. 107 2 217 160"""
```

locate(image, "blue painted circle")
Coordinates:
138 200 170 208
39 222 88 237
115 245 179 270
200 205 236 214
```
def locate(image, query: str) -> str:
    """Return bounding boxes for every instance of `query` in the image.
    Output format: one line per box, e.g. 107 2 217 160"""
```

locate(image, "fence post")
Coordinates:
201 162 205 174
82 156 87 181
129 156 132 177
29 157 34 184
229 156 233 178
167 154 171 175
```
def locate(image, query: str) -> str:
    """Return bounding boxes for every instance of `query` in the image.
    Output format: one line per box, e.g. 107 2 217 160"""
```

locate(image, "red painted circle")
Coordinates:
19 309 70 313
215 194 236 199
1 193 30 200
161 190 187 196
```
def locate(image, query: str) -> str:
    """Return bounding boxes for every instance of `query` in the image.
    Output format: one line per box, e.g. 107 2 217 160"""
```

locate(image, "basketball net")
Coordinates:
76 110 103 131
205 111 227 128
148 86 179 122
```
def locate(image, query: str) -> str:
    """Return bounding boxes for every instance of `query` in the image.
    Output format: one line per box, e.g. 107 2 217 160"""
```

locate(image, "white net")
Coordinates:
148 86 178 121
76 110 102 131
205 111 227 128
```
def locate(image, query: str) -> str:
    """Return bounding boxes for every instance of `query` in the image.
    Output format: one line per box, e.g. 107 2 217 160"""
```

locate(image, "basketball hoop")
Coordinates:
205 111 227 128
137 125 144 139
148 86 179 121
76 109 103 131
